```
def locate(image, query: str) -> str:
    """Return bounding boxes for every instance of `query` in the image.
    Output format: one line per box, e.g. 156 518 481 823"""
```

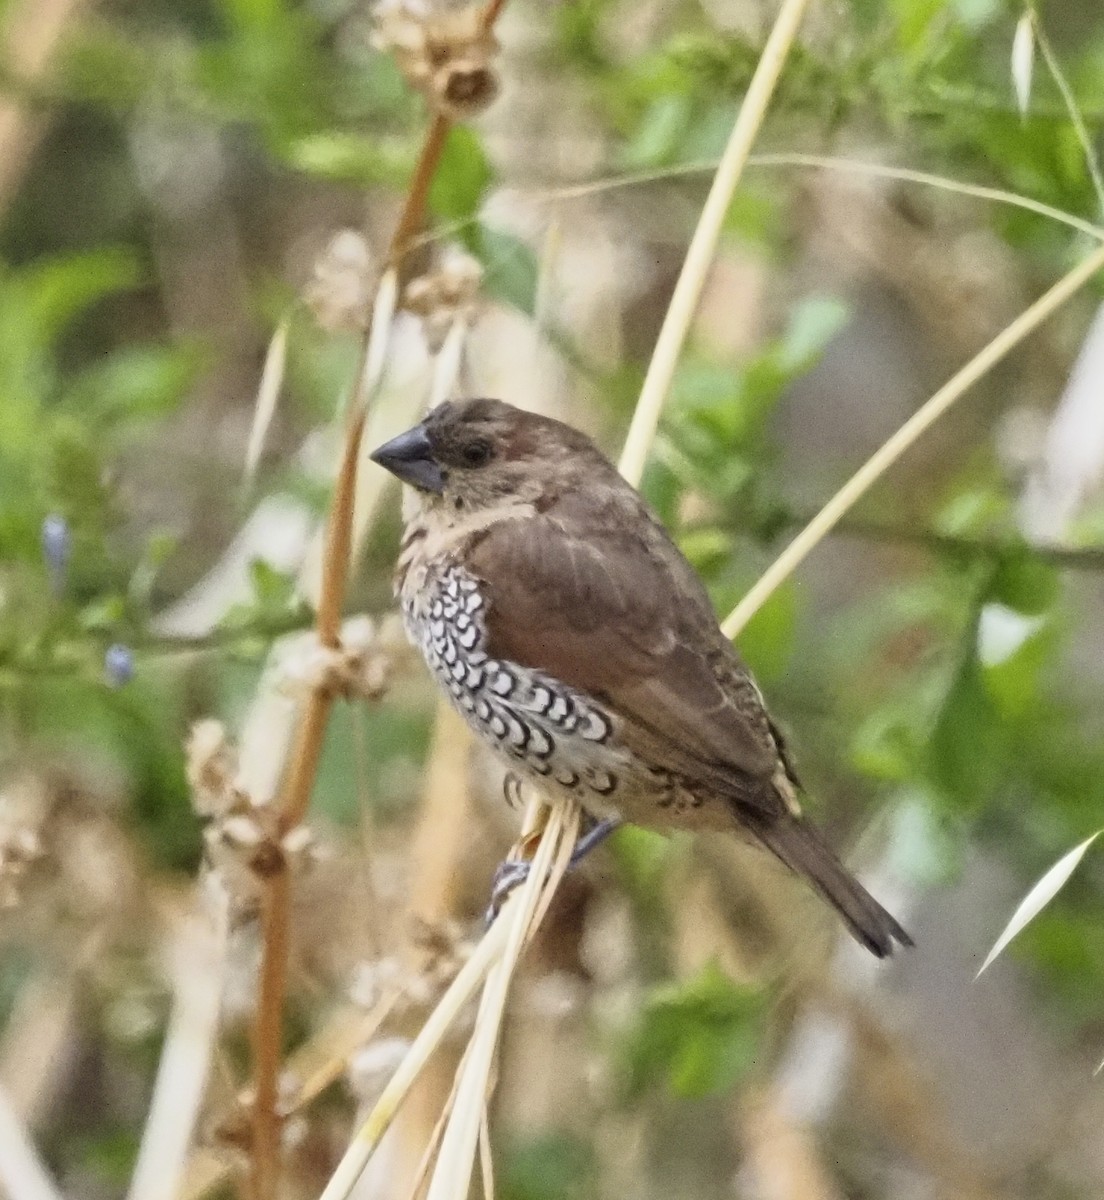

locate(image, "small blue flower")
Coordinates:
104 644 135 688
41 514 70 595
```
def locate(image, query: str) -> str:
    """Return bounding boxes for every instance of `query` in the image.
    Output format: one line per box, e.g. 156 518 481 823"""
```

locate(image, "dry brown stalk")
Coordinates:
246 3 511 1193
388 116 452 273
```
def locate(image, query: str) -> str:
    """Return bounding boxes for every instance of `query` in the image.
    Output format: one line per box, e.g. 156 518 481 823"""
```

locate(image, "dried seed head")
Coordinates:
303 230 376 334
0 824 42 909
186 720 240 817
372 0 500 120
404 248 483 351
278 618 396 701
434 57 499 120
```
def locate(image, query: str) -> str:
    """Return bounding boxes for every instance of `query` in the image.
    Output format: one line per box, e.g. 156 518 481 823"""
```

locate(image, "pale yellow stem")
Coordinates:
721 241 1104 639
618 0 814 485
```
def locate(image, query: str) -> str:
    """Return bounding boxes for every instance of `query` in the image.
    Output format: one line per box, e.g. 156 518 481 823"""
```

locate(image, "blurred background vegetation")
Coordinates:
3 0 1104 1197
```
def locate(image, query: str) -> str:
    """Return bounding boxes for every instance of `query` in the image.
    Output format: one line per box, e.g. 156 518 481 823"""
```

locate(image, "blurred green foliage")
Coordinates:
619 963 767 1101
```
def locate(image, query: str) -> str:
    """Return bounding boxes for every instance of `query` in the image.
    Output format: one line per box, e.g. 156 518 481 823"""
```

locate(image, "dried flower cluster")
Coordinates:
372 0 500 121
187 720 317 907
0 810 43 907
279 615 404 701
404 248 483 350
303 230 378 334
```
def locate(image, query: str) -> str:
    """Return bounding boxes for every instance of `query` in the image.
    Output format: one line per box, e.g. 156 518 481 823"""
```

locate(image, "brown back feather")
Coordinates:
465 478 783 806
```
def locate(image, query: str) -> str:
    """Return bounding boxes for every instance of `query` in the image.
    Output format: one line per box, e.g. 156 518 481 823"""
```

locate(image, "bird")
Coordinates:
370 398 912 957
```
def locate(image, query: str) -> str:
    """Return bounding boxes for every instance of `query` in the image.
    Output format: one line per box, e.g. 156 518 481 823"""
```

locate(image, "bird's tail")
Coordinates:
749 814 913 958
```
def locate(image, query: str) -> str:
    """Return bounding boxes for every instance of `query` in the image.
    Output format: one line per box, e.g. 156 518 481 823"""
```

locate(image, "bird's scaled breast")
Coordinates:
400 559 630 810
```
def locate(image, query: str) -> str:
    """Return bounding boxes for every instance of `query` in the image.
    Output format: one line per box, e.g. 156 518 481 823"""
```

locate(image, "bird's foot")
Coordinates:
485 817 623 925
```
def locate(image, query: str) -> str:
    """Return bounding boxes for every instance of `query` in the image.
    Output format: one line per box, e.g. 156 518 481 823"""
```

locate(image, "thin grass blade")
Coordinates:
977 832 1101 977
245 316 289 484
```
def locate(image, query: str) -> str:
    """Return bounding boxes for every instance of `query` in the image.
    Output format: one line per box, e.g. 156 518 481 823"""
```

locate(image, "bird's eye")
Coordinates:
461 441 492 468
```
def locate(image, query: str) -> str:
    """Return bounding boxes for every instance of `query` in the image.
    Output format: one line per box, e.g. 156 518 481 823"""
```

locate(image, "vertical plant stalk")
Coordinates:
126 890 231 1200
720 240 1104 640
247 0 512 1187
388 117 452 272
421 802 579 1200
617 0 814 486
0 1082 63 1200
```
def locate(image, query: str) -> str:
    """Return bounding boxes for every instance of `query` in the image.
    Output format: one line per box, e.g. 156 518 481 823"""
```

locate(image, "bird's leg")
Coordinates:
485 816 623 924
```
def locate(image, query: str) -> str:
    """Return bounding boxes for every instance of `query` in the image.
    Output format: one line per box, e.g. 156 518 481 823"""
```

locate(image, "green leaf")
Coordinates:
735 579 796 682
621 963 764 1101
852 708 917 781
928 653 1004 808
22 249 143 344
778 295 850 373
621 93 693 168
67 344 202 426
978 603 1052 719
988 553 1059 616
248 558 296 608
285 133 415 186
501 1132 596 1200
475 226 539 314
428 126 492 224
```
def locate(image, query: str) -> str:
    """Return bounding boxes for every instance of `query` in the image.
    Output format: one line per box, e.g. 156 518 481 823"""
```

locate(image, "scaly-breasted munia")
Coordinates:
371 399 911 957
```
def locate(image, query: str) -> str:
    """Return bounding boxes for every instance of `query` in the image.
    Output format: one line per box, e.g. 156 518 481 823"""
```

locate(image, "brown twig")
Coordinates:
479 0 508 32
388 115 452 271
248 199 413 1200
247 1 510 1192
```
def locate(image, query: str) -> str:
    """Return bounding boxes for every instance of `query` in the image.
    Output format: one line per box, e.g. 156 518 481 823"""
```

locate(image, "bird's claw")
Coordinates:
484 817 623 926
485 858 531 925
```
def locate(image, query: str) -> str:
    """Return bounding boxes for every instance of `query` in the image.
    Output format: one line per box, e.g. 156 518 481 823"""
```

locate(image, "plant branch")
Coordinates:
388 115 451 271
721 240 1104 639
247 0 514 1188
780 511 1104 571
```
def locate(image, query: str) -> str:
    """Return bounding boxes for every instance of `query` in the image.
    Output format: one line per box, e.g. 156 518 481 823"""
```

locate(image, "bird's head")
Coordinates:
370 398 605 517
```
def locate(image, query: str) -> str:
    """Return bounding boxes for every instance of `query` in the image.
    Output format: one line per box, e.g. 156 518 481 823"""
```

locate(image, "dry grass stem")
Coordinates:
617 0 813 486
0 1081 63 1200
245 316 290 484
126 886 230 1200
317 915 513 1200
429 316 470 411
721 240 1104 639
423 799 580 1200
491 156 1104 245
352 268 399 421
478 1105 495 1200
748 154 1104 242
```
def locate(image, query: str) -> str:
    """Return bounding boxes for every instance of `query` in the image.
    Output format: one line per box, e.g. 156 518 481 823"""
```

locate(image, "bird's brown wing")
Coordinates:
465 502 781 801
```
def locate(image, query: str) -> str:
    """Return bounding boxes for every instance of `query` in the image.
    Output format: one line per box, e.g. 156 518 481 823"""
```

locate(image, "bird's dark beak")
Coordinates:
369 423 445 494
